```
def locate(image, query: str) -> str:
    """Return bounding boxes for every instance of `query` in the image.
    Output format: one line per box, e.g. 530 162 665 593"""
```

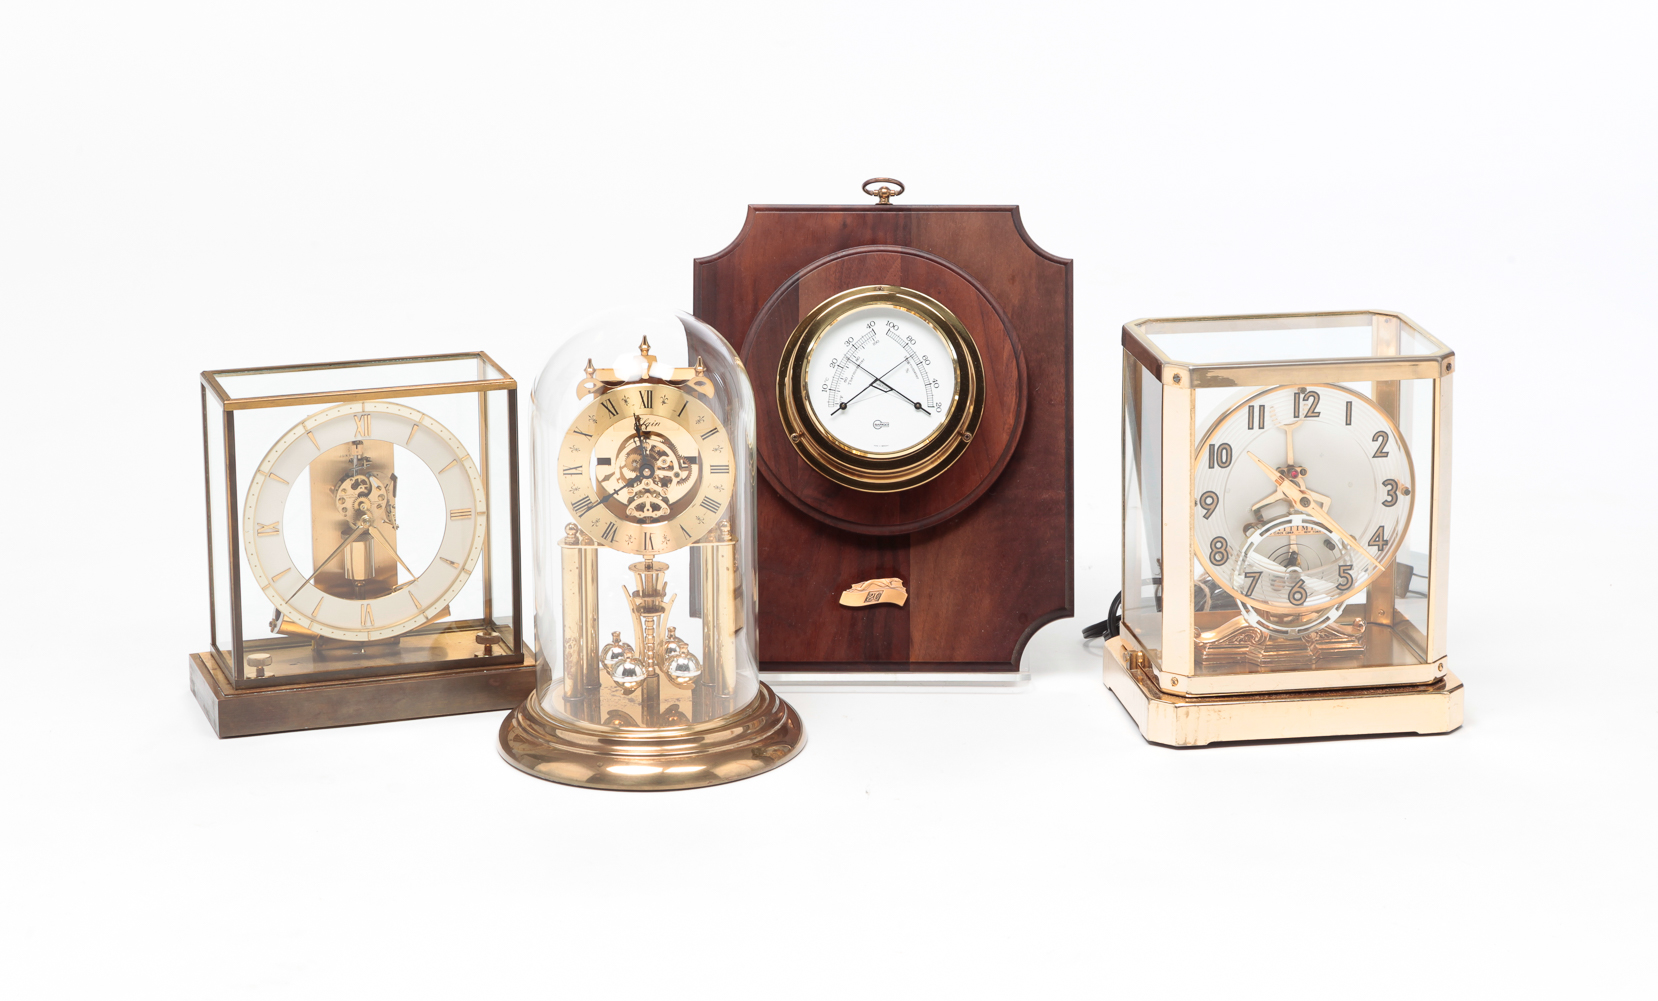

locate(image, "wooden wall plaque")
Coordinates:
694 193 1072 675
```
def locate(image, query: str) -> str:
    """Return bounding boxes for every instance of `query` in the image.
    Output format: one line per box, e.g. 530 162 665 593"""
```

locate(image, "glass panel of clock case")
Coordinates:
203 357 521 690
1121 310 1451 691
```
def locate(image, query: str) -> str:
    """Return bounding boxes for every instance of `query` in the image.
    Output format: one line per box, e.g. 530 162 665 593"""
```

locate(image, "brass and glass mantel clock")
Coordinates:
498 310 804 790
1102 311 1461 745
191 353 532 737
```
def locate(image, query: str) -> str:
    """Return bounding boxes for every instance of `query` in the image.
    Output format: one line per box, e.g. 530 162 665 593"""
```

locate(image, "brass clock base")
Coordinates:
1102 637 1462 747
498 683 805 791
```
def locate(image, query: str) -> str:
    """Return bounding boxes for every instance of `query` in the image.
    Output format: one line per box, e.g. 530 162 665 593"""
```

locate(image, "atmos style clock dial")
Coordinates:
559 384 735 556
1193 383 1414 632
243 400 488 643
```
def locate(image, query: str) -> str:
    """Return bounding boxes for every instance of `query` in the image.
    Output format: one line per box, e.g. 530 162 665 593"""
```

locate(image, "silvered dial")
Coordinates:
1193 384 1414 626
243 400 487 642
803 304 956 456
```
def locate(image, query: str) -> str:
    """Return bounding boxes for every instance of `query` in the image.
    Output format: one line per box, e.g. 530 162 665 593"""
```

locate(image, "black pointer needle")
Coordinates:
832 359 909 415
851 361 929 413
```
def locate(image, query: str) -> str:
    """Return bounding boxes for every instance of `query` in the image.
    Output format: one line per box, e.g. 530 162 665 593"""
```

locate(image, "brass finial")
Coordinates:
639 337 651 357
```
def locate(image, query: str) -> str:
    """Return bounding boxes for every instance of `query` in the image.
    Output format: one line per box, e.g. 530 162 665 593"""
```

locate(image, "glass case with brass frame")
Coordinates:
191 352 533 737
1104 311 1461 746
499 309 805 790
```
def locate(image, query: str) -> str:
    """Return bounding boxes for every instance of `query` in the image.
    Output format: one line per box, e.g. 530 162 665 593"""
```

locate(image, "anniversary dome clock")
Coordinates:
694 179 1073 685
1101 310 1462 745
191 353 531 737
498 310 804 790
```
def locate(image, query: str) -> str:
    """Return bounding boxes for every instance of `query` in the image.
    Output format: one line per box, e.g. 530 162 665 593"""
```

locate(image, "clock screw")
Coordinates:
790 432 803 443
246 653 273 679
475 631 504 656
961 431 973 443
1171 373 1182 384
1299 497 1311 507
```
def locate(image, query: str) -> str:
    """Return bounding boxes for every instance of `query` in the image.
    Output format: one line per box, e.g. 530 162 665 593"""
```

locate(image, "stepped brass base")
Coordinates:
190 651 536 738
498 682 805 790
1102 637 1462 747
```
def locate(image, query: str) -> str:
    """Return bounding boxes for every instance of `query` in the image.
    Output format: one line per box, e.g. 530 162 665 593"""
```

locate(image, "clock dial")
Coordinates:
559 384 735 555
803 304 956 456
242 400 488 643
1193 384 1414 625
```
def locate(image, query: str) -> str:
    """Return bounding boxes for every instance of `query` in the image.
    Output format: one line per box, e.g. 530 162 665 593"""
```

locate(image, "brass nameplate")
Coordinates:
839 578 907 608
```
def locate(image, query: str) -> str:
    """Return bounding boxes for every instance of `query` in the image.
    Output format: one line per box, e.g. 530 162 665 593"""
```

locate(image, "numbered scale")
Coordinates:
1103 311 1461 745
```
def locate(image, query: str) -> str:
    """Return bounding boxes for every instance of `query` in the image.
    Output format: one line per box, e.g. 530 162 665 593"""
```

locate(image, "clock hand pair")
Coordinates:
288 518 371 601
831 358 908 415
850 360 928 414
1244 451 1379 568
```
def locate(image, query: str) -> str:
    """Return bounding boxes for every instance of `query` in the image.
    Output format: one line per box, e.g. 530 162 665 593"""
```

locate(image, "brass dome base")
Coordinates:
497 683 805 791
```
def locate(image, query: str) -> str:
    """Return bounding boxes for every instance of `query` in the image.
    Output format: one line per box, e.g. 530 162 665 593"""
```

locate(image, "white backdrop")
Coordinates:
2 2 1652 998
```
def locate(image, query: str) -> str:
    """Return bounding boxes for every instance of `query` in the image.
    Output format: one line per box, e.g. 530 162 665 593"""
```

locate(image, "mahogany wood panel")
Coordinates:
695 204 1072 673
744 246 1025 534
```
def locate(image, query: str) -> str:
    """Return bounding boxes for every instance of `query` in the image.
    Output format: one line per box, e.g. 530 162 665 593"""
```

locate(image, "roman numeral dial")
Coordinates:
558 383 735 555
242 399 490 644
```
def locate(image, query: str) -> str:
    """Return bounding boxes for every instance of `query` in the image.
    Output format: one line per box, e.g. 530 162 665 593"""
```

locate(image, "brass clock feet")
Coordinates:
497 683 805 791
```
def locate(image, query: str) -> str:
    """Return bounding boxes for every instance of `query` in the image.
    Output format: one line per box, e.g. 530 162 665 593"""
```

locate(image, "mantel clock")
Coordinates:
1102 311 1461 745
191 352 532 737
694 179 1073 685
498 310 804 790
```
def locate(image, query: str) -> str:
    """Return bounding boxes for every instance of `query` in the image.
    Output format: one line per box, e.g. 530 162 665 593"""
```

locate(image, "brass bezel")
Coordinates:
778 285 985 493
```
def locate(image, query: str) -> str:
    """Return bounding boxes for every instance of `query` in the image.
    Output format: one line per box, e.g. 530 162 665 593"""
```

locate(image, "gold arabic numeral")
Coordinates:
600 522 618 543
1368 524 1390 556
1372 430 1390 458
449 508 473 521
256 521 281 536
1337 564 1354 590
1287 580 1308 606
1345 401 1353 426
1207 442 1233 469
600 398 619 418
1247 404 1266 430
1382 478 1400 507
699 496 722 514
709 464 730 475
360 603 374 627
1198 491 1219 520
1242 570 1262 597
1294 389 1321 419
354 413 371 437
571 496 596 516
1208 537 1230 566
639 389 653 410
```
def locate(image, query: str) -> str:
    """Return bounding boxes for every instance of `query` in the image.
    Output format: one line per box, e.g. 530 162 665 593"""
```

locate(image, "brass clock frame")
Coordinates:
1105 310 1462 746
777 284 985 493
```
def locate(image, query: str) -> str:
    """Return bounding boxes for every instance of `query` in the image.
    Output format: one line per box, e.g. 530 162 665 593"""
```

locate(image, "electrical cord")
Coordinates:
1081 592 1122 641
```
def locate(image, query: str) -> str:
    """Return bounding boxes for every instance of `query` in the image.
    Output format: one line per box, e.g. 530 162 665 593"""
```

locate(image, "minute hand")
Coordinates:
1243 451 1380 568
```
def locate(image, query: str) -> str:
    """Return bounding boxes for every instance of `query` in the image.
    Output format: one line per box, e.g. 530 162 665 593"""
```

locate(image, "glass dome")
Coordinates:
499 309 799 789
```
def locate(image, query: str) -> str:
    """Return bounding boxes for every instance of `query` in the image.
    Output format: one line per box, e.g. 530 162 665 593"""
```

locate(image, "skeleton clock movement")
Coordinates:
694 179 1073 683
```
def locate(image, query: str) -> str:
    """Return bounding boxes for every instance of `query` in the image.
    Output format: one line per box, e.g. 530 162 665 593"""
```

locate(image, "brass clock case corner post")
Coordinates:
777 284 986 493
